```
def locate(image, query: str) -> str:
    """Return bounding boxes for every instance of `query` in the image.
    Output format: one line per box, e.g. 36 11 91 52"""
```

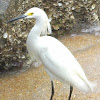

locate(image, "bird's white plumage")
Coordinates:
25 7 94 92
38 36 93 92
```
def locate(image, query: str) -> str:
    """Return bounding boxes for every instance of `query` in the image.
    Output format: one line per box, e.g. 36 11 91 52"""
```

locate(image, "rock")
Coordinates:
0 0 100 71
0 0 10 15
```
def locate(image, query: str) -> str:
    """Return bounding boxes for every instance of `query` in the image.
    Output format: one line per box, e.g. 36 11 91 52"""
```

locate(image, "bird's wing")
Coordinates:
39 36 87 81
38 36 93 92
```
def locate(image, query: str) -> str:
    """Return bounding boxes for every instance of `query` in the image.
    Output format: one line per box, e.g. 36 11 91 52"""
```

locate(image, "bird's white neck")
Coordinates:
27 16 51 40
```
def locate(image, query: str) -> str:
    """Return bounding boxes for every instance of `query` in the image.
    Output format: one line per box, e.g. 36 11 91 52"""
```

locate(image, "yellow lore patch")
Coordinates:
27 13 34 16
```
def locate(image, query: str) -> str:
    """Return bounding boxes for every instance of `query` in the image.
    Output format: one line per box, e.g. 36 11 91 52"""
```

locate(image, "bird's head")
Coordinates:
25 7 47 19
8 7 52 35
8 7 47 22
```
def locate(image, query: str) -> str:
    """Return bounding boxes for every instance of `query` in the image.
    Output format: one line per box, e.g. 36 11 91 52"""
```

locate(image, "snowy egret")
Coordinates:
8 7 94 100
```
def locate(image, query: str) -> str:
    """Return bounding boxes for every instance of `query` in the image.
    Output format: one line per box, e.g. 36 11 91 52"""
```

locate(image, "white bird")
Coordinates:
8 7 94 100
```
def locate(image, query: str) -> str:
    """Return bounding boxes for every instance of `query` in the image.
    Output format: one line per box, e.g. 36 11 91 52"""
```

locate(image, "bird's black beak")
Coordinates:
7 14 27 23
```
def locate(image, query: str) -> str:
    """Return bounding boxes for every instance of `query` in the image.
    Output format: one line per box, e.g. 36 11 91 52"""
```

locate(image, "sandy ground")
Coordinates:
0 33 100 100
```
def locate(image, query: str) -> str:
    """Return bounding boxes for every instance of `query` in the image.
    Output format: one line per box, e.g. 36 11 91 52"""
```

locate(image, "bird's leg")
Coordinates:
68 85 73 100
50 80 54 100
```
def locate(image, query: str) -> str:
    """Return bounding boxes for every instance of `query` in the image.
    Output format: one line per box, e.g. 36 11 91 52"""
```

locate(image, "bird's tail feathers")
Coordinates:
87 81 97 92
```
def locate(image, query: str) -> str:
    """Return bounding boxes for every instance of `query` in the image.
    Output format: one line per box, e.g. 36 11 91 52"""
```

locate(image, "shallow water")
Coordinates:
0 32 100 100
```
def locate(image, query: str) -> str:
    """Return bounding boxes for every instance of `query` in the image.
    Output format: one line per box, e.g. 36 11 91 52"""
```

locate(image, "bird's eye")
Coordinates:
27 13 34 16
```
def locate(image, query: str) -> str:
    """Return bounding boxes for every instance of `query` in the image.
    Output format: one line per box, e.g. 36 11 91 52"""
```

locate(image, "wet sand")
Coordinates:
0 33 100 100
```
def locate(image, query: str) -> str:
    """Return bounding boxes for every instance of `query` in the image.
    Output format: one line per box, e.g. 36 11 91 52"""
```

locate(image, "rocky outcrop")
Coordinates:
0 0 100 71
